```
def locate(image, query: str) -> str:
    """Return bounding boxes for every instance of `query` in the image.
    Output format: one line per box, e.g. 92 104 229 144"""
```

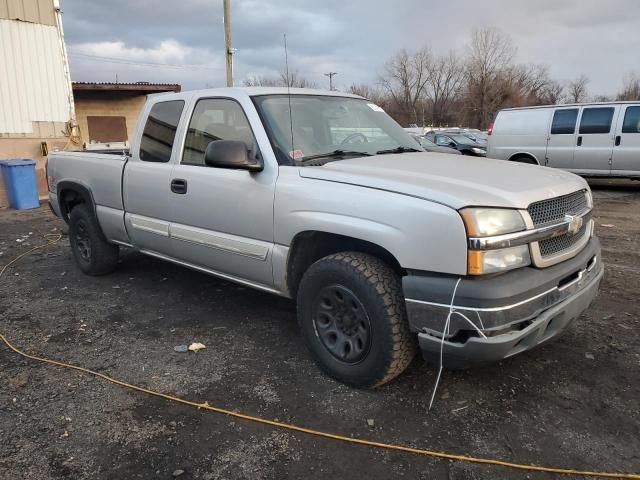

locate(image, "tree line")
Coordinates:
243 28 640 129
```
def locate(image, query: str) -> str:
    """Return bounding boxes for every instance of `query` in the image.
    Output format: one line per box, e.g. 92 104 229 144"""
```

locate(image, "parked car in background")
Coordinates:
410 134 461 155
48 87 601 387
487 101 640 177
441 128 488 145
404 126 425 135
462 131 488 145
425 132 487 156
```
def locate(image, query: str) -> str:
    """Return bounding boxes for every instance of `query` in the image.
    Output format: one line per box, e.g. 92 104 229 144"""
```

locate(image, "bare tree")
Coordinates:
367 30 615 127
592 94 614 102
425 51 465 125
505 64 553 105
279 70 317 88
566 75 589 103
539 80 565 105
348 83 374 98
242 70 317 88
349 84 383 101
617 72 640 101
378 48 432 125
348 83 391 111
465 28 517 127
243 75 280 87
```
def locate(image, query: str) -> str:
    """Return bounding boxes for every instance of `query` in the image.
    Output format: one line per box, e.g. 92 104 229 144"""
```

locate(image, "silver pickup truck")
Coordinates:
47 87 603 388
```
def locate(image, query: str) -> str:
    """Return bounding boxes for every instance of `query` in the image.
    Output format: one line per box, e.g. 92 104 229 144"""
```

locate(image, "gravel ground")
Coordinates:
0 179 639 480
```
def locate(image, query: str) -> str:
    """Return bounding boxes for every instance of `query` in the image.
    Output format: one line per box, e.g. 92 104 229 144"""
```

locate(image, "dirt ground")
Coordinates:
1 179 638 480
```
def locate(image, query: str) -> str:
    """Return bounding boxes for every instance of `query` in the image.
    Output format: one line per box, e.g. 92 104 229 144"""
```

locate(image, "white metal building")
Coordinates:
0 0 74 207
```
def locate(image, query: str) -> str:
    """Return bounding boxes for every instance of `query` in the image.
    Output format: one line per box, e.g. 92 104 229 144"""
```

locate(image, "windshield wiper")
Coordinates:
375 146 422 155
299 150 372 163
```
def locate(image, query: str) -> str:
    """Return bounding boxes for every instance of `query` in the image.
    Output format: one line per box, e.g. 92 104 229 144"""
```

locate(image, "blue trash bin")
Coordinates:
0 159 40 210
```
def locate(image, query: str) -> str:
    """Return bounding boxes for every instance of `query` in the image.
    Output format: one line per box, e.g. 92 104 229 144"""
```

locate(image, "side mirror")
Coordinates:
204 140 263 172
449 142 457 148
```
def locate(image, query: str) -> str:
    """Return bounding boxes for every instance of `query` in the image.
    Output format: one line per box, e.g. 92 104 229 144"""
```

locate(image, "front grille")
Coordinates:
539 222 588 257
528 190 588 227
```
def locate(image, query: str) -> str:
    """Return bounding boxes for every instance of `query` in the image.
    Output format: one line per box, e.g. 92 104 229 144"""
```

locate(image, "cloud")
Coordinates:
72 40 194 64
68 39 225 87
61 0 640 94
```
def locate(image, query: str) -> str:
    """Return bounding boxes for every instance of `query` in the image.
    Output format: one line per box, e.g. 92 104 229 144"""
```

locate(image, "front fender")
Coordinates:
274 168 468 275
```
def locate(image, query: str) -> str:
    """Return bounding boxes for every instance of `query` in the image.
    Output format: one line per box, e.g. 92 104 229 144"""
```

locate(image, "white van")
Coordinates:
487 102 640 177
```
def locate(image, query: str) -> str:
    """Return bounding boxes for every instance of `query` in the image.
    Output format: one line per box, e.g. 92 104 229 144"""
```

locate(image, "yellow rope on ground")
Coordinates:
0 234 62 278
1 234 639 479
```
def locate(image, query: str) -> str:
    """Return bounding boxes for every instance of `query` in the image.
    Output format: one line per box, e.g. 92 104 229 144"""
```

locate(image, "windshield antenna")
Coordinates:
284 33 295 160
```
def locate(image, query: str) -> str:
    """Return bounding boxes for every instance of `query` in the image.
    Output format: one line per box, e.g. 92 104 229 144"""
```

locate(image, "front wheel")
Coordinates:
297 252 416 388
69 204 119 276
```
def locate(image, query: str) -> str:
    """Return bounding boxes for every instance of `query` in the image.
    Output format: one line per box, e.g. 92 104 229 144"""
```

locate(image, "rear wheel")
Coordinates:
297 252 416 388
69 204 119 275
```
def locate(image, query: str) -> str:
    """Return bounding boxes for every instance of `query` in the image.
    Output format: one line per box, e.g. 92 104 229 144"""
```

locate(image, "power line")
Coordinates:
70 51 338 84
67 52 222 70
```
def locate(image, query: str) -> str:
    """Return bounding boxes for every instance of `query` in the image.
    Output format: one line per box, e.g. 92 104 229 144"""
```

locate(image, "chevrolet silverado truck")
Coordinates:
47 88 603 388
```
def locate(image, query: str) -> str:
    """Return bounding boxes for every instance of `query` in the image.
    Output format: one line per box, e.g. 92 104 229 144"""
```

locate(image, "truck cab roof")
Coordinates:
152 86 365 102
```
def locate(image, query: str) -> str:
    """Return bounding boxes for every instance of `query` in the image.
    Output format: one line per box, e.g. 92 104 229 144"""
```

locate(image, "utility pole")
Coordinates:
223 0 233 87
324 71 337 91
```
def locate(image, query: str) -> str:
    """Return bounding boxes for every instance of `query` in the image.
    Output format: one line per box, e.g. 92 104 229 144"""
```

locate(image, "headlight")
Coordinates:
472 147 486 155
461 208 530 275
468 245 531 275
460 208 526 237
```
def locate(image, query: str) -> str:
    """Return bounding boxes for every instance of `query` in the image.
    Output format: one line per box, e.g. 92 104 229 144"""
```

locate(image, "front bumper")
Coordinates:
403 238 603 368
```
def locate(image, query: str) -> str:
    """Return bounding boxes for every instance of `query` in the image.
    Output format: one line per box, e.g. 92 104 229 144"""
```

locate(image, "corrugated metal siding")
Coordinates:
0 0 55 26
0 18 71 134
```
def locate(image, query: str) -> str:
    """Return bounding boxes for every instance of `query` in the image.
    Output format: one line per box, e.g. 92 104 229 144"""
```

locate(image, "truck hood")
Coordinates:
298 152 588 210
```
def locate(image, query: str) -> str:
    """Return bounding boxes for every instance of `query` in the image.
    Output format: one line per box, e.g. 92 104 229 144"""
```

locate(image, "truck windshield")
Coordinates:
252 94 423 164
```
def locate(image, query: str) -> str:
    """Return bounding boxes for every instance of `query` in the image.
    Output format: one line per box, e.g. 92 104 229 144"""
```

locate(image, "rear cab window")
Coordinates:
550 109 578 134
139 100 185 162
579 107 615 134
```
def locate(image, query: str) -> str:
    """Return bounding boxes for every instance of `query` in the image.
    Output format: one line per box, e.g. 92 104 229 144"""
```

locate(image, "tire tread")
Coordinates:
69 204 119 276
298 251 416 387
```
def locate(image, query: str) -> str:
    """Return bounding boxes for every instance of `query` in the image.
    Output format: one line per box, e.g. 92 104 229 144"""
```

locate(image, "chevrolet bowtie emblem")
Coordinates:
565 214 583 236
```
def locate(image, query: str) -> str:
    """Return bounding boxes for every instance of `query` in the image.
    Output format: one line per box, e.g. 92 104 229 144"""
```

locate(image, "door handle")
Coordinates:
170 178 188 194
615 135 621 146
577 136 582 147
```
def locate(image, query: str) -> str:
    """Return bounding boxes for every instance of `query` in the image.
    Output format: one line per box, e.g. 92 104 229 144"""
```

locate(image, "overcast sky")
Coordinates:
62 0 640 95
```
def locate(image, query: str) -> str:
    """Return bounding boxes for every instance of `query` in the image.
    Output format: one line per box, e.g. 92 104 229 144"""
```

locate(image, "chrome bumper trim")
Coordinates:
405 254 601 336
468 207 591 251
417 264 602 368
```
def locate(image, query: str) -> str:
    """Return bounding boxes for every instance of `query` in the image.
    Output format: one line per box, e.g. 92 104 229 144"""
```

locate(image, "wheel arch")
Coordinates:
286 230 404 299
508 152 540 165
56 181 97 223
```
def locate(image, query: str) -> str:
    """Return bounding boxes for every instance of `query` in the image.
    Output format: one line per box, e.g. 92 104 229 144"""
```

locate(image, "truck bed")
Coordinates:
48 151 127 212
